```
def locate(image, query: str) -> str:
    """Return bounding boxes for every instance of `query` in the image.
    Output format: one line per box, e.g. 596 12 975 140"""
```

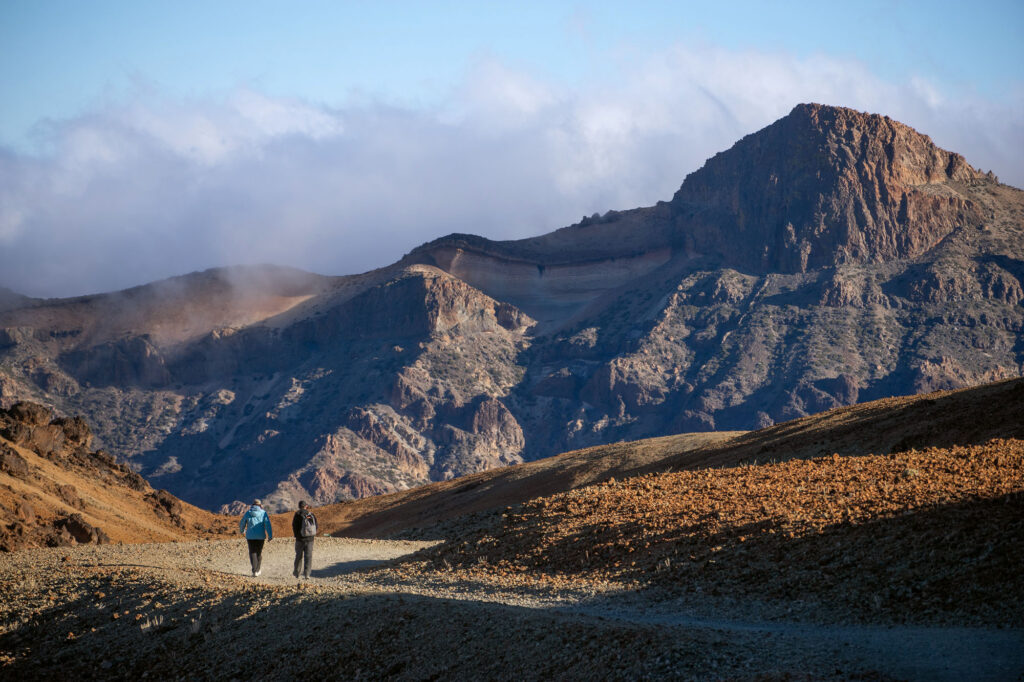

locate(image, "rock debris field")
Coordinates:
1 439 1023 680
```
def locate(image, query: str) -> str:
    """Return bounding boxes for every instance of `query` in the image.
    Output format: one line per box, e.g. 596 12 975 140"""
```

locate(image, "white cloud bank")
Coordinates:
2 46 1021 298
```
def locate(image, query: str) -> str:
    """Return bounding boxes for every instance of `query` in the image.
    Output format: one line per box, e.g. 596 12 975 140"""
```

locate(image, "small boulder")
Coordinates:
9 402 53 427
55 513 101 544
0 421 30 447
92 450 118 467
124 469 148 492
28 425 65 458
0 443 30 479
15 500 35 522
147 489 184 521
47 525 75 547
56 483 84 509
51 416 93 450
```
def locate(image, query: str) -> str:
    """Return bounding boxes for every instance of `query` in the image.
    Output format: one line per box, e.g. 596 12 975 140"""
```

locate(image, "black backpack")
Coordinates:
300 510 317 538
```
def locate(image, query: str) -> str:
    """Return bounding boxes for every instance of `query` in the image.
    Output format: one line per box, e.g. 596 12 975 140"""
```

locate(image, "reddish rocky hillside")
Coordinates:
391 438 1023 626
306 376 1024 538
0 403 231 551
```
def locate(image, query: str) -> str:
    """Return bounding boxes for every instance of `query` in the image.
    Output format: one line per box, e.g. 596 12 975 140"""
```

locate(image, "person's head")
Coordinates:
298 500 308 510
253 499 262 507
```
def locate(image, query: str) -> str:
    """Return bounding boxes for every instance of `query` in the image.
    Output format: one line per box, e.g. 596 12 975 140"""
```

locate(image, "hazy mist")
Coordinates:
2 47 1021 298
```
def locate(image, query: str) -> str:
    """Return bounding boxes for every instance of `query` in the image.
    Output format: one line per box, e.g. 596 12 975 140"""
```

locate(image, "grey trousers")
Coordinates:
246 539 265 573
294 537 314 577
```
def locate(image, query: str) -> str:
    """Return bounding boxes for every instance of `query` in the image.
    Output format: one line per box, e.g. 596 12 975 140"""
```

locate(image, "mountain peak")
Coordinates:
672 103 986 272
784 102 979 185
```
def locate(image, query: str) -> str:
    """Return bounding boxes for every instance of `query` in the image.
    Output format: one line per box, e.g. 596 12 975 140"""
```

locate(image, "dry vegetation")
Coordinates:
290 431 741 539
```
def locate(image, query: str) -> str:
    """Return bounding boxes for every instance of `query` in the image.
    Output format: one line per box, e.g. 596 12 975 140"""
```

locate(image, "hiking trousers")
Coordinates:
246 539 265 574
294 537 314 578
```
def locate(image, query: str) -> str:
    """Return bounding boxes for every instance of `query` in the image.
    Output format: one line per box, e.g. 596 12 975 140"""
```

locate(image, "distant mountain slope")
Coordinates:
0 264 333 349
307 377 1024 538
0 288 33 314
670 102 986 272
1 103 1022 512
0 402 231 551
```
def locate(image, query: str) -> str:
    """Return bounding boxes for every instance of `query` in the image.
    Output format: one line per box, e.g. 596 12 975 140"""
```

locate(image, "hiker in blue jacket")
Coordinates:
239 499 273 577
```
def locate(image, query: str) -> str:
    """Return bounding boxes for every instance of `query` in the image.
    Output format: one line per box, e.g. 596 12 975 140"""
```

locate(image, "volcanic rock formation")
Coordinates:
0 402 228 550
1 104 1022 512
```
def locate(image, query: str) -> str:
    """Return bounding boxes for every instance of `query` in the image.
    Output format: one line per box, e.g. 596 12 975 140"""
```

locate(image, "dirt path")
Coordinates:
2 539 1022 681
178 537 439 582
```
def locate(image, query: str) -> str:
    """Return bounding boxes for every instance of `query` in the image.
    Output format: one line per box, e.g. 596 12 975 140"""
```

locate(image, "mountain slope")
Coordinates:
3 386 1021 682
0 402 231 551
1 103 1022 512
399 436 1023 629
304 376 1024 538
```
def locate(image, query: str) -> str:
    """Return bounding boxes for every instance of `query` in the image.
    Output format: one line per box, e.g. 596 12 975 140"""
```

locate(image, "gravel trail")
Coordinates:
174 537 438 582
2 539 1021 681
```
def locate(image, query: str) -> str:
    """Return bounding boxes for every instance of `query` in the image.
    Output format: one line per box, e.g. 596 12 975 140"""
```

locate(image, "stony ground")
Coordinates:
1 439 1022 680
2 538 1022 681
393 439 1024 627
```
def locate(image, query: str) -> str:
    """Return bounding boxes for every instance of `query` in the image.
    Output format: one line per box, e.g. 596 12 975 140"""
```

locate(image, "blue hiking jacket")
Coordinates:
239 505 273 540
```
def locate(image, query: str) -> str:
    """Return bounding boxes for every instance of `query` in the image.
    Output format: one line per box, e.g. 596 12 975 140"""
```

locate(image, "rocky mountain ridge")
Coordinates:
1 103 1021 512
403 104 990 299
0 401 230 551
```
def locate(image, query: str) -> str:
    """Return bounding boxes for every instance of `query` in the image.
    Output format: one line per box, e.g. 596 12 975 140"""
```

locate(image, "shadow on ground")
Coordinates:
4 558 1023 681
312 558 390 577
0 572 846 681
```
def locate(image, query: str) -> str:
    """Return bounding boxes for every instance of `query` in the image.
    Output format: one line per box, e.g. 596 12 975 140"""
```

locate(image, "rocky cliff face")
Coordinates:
1 104 1021 512
0 266 535 511
672 103 985 273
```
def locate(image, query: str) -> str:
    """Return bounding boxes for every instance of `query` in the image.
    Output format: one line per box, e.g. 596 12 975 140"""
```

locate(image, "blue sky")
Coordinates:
2 1 1022 296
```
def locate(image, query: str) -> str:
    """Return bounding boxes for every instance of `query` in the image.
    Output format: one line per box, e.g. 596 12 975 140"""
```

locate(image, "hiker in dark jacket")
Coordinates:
239 499 272 577
291 500 317 579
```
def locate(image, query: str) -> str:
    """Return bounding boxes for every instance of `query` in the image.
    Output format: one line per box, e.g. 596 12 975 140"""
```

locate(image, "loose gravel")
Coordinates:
2 537 1022 680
